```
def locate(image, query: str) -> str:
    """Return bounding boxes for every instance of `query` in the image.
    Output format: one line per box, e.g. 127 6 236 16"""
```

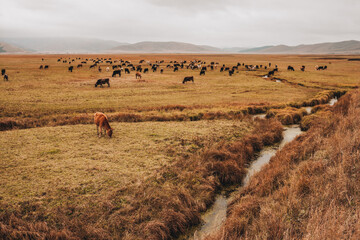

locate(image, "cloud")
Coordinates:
0 0 359 47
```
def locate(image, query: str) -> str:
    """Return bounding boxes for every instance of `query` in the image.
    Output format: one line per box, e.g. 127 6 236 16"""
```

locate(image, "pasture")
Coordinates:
0 54 360 239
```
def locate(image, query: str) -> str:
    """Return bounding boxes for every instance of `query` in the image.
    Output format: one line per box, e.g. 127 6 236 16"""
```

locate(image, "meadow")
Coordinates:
0 54 359 239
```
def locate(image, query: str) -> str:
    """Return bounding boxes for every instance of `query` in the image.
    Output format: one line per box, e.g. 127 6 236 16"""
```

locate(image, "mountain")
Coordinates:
0 42 27 53
0 37 128 53
241 40 360 54
110 41 222 53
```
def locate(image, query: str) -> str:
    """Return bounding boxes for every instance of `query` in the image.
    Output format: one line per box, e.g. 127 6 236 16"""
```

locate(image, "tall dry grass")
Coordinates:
207 90 360 240
0 119 282 239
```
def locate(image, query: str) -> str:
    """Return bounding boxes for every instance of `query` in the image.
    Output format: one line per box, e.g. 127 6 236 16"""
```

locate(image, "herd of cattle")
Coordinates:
1 57 328 84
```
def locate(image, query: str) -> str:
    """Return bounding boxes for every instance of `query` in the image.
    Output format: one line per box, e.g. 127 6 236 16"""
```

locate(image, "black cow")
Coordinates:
174 67 179 72
1 69 5 75
267 70 275 77
77 64 83 68
95 78 110 87
301 65 305 71
183 76 194 84
4 74 8 81
44 65 49 69
112 70 121 77
229 69 234 76
125 68 130 74
160 69 164 74
200 70 206 76
39 65 43 69
68 66 74 72
143 68 149 73
287 66 295 71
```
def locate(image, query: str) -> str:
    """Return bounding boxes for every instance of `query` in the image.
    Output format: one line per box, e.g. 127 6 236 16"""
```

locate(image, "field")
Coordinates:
1 54 360 239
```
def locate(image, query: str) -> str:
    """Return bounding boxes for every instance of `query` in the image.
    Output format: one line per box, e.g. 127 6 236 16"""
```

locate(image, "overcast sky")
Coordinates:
1 0 359 47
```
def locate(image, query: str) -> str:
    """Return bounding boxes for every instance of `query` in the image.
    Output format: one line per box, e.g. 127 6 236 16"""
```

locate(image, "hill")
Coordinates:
0 37 128 53
0 42 27 53
110 41 222 53
241 40 360 54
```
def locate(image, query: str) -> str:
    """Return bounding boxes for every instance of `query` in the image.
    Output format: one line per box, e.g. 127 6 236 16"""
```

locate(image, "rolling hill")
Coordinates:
240 40 360 54
0 37 128 53
0 42 27 53
110 41 222 53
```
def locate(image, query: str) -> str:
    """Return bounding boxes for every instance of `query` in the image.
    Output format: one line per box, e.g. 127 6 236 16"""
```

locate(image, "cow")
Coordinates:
200 70 205 76
77 64 83 68
1 69 5 75
95 78 110 87
174 67 179 72
183 76 194 84
44 65 49 69
160 69 164 74
3 74 8 81
229 69 234 76
124 68 130 74
301 65 305 71
287 66 295 71
106 67 110 72
39 65 43 69
94 112 113 138
68 66 74 72
112 70 121 77
267 70 276 77
143 68 149 73
135 72 142 79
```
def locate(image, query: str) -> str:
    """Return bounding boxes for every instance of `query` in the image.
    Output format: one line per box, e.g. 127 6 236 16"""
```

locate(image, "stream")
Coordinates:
182 97 339 240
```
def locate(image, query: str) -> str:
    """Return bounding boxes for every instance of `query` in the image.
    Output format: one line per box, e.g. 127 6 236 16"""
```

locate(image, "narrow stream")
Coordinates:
182 97 338 240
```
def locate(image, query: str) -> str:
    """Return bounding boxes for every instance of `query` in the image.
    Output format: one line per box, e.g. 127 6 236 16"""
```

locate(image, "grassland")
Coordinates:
208 90 360 240
0 54 359 239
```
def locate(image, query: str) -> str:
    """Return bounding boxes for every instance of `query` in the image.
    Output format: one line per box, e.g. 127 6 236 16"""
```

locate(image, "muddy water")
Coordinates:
188 125 302 240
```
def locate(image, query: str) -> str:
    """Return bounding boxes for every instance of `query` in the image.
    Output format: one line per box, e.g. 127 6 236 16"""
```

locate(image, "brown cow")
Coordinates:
135 72 142 79
94 112 113 138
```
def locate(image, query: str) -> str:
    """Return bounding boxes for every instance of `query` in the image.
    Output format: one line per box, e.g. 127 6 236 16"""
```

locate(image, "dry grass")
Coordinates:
207 90 360 240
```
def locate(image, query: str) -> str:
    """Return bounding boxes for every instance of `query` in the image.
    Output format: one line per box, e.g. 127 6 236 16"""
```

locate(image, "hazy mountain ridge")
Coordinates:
0 42 27 53
243 40 360 54
0 38 128 53
110 41 223 53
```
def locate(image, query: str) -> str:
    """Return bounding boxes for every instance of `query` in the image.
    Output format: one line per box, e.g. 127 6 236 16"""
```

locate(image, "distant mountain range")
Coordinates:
0 38 359 54
110 41 222 53
241 40 360 54
0 37 128 53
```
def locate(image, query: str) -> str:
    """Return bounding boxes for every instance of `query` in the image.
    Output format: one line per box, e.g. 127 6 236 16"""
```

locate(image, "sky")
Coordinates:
0 0 359 48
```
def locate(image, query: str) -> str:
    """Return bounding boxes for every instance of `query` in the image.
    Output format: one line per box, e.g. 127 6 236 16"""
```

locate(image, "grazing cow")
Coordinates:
90 64 97 69
160 69 164 74
112 70 121 77
94 112 113 138
229 69 234 76
77 64 83 68
68 66 74 72
287 66 295 71
39 65 43 69
135 72 142 79
301 65 305 71
95 78 110 87
200 70 205 76
267 70 276 77
124 68 130 74
143 68 149 73
44 65 49 69
1 69 5 75
183 76 194 84
4 74 8 81
174 67 179 72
